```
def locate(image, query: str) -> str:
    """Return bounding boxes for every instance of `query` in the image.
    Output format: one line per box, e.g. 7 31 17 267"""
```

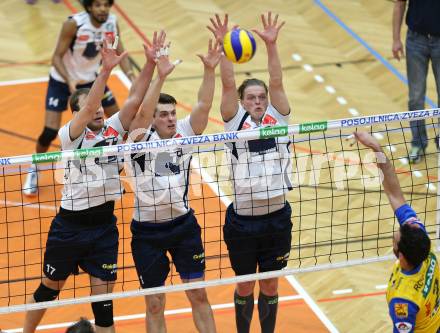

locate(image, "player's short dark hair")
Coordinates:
70 88 91 113
398 223 431 268
158 93 177 105
154 93 177 116
65 317 95 333
237 78 268 100
81 0 114 12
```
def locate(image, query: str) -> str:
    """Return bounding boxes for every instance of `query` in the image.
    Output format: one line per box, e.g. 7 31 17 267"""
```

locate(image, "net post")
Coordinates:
437 145 440 251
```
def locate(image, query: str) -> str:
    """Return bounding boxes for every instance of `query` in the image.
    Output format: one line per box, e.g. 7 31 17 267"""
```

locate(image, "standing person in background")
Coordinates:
23 0 135 196
351 131 440 333
208 12 292 333
392 0 440 163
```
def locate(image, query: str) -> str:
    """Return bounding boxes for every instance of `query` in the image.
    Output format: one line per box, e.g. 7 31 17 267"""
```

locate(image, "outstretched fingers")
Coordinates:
210 17 219 30
261 13 267 29
277 20 285 32
197 38 222 68
222 13 228 27
151 31 157 47
158 30 166 47
207 13 230 42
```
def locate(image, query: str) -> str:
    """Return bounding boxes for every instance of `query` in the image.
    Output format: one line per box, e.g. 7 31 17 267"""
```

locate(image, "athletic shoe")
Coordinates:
23 169 38 196
408 146 424 164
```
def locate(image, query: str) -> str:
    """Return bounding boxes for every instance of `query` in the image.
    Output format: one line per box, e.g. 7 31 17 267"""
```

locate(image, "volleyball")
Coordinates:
223 29 257 64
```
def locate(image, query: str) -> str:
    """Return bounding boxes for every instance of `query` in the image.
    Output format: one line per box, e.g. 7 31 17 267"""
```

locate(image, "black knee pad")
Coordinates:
33 283 60 302
38 127 58 147
92 300 114 327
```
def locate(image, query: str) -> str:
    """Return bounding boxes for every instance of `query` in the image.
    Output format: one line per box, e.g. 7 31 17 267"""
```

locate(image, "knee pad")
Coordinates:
38 127 58 147
92 300 114 327
33 283 60 302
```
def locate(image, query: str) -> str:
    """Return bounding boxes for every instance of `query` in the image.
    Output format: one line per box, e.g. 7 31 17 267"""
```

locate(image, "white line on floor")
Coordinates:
332 289 353 295
286 275 339 333
0 200 56 211
3 295 304 332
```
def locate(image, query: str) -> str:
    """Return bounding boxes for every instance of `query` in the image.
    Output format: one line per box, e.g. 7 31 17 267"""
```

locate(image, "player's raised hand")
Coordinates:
143 30 166 64
197 39 223 69
101 36 128 72
207 14 233 43
155 43 181 80
252 11 285 44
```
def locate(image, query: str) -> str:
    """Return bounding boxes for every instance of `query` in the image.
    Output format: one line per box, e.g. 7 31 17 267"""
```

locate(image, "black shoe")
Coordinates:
408 146 424 164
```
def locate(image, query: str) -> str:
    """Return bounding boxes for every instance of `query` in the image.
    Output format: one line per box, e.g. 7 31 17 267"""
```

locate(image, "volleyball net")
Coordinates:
0 109 439 314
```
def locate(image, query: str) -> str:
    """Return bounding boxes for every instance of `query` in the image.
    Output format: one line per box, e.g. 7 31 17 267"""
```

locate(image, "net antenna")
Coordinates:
437 151 440 251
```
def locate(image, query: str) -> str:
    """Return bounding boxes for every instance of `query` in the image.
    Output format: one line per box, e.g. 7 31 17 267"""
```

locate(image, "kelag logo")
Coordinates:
259 126 288 139
299 121 328 133
74 147 104 159
32 152 62 164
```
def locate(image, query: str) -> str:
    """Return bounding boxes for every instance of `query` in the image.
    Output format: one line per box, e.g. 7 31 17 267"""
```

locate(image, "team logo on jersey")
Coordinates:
242 122 251 130
105 31 115 42
78 34 89 42
394 303 408 318
395 322 412 333
276 252 290 262
102 263 117 274
193 252 205 264
175 133 182 138
103 126 119 138
423 254 436 297
262 114 277 125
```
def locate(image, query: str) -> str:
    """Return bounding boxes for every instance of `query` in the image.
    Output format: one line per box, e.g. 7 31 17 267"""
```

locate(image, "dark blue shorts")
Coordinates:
131 210 205 288
43 206 118 282
45 75 116 112
223 202 292 275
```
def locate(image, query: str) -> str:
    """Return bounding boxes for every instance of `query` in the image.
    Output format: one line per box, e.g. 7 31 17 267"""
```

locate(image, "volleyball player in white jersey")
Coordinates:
208 12 292 333
23 0 135 196
23 32 163 333
126 40 222 333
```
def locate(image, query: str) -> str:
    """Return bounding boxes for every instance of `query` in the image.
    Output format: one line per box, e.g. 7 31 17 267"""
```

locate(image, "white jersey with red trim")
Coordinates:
224 104 292 210
50 11 117 83
58 113 126 210
129 116 195 223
